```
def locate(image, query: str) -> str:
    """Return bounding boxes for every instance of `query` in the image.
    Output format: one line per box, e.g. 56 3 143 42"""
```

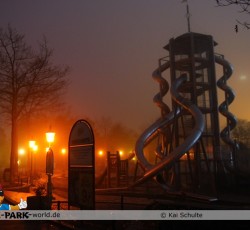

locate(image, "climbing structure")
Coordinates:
106 151 129 187
135 32 237 195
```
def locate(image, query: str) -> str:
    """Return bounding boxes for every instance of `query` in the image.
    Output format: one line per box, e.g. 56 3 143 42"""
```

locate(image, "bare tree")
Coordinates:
0 25 69 182
216 0 250 30
216 0 250 12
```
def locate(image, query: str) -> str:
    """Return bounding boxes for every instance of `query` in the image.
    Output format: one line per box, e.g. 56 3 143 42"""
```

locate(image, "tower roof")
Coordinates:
164 32 218 54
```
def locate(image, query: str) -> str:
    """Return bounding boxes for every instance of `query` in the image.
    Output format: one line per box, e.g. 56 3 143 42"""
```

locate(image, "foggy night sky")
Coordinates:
0 0 250 131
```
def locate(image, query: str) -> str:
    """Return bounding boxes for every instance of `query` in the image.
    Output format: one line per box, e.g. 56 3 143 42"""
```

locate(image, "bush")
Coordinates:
32 178 47 196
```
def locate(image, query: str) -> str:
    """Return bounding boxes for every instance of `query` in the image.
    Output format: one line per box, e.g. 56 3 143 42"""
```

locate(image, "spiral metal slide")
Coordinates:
215 55 239 174
215 55 237 151
133 55 238 189
134 72 205 188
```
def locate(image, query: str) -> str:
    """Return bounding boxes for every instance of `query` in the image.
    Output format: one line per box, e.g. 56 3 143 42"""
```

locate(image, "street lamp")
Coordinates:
61 148 66 155
61 148 67 174
46 131 55 147
32 144 38 176
29 140 36 184
45 129 55 206
18 148 26 156
29 140 36 149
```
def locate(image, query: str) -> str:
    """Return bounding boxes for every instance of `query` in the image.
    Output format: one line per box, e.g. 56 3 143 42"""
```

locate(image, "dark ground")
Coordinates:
1 220 250 230
2 173 250 229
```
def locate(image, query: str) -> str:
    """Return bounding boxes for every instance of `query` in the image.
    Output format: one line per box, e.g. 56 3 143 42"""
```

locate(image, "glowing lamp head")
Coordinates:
33 145 38 152
29 140 36 149
46 131 55 144
18 148 25 155
61 148 66 155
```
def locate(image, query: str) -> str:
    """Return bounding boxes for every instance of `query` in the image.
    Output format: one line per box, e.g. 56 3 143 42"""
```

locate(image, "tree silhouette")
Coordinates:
216 0 250 31
0 25 69 182
231 119 250 147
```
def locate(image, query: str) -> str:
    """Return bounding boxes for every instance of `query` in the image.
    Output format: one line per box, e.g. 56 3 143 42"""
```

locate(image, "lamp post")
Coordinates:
18 148 25 176
45 129 55 205
61 148 67 175
29 140 36 184
33 144 38 176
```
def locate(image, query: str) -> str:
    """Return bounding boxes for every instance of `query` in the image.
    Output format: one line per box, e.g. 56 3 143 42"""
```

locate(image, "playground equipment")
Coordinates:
106 151 129 187
134 32 237 195
96 151 135 188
